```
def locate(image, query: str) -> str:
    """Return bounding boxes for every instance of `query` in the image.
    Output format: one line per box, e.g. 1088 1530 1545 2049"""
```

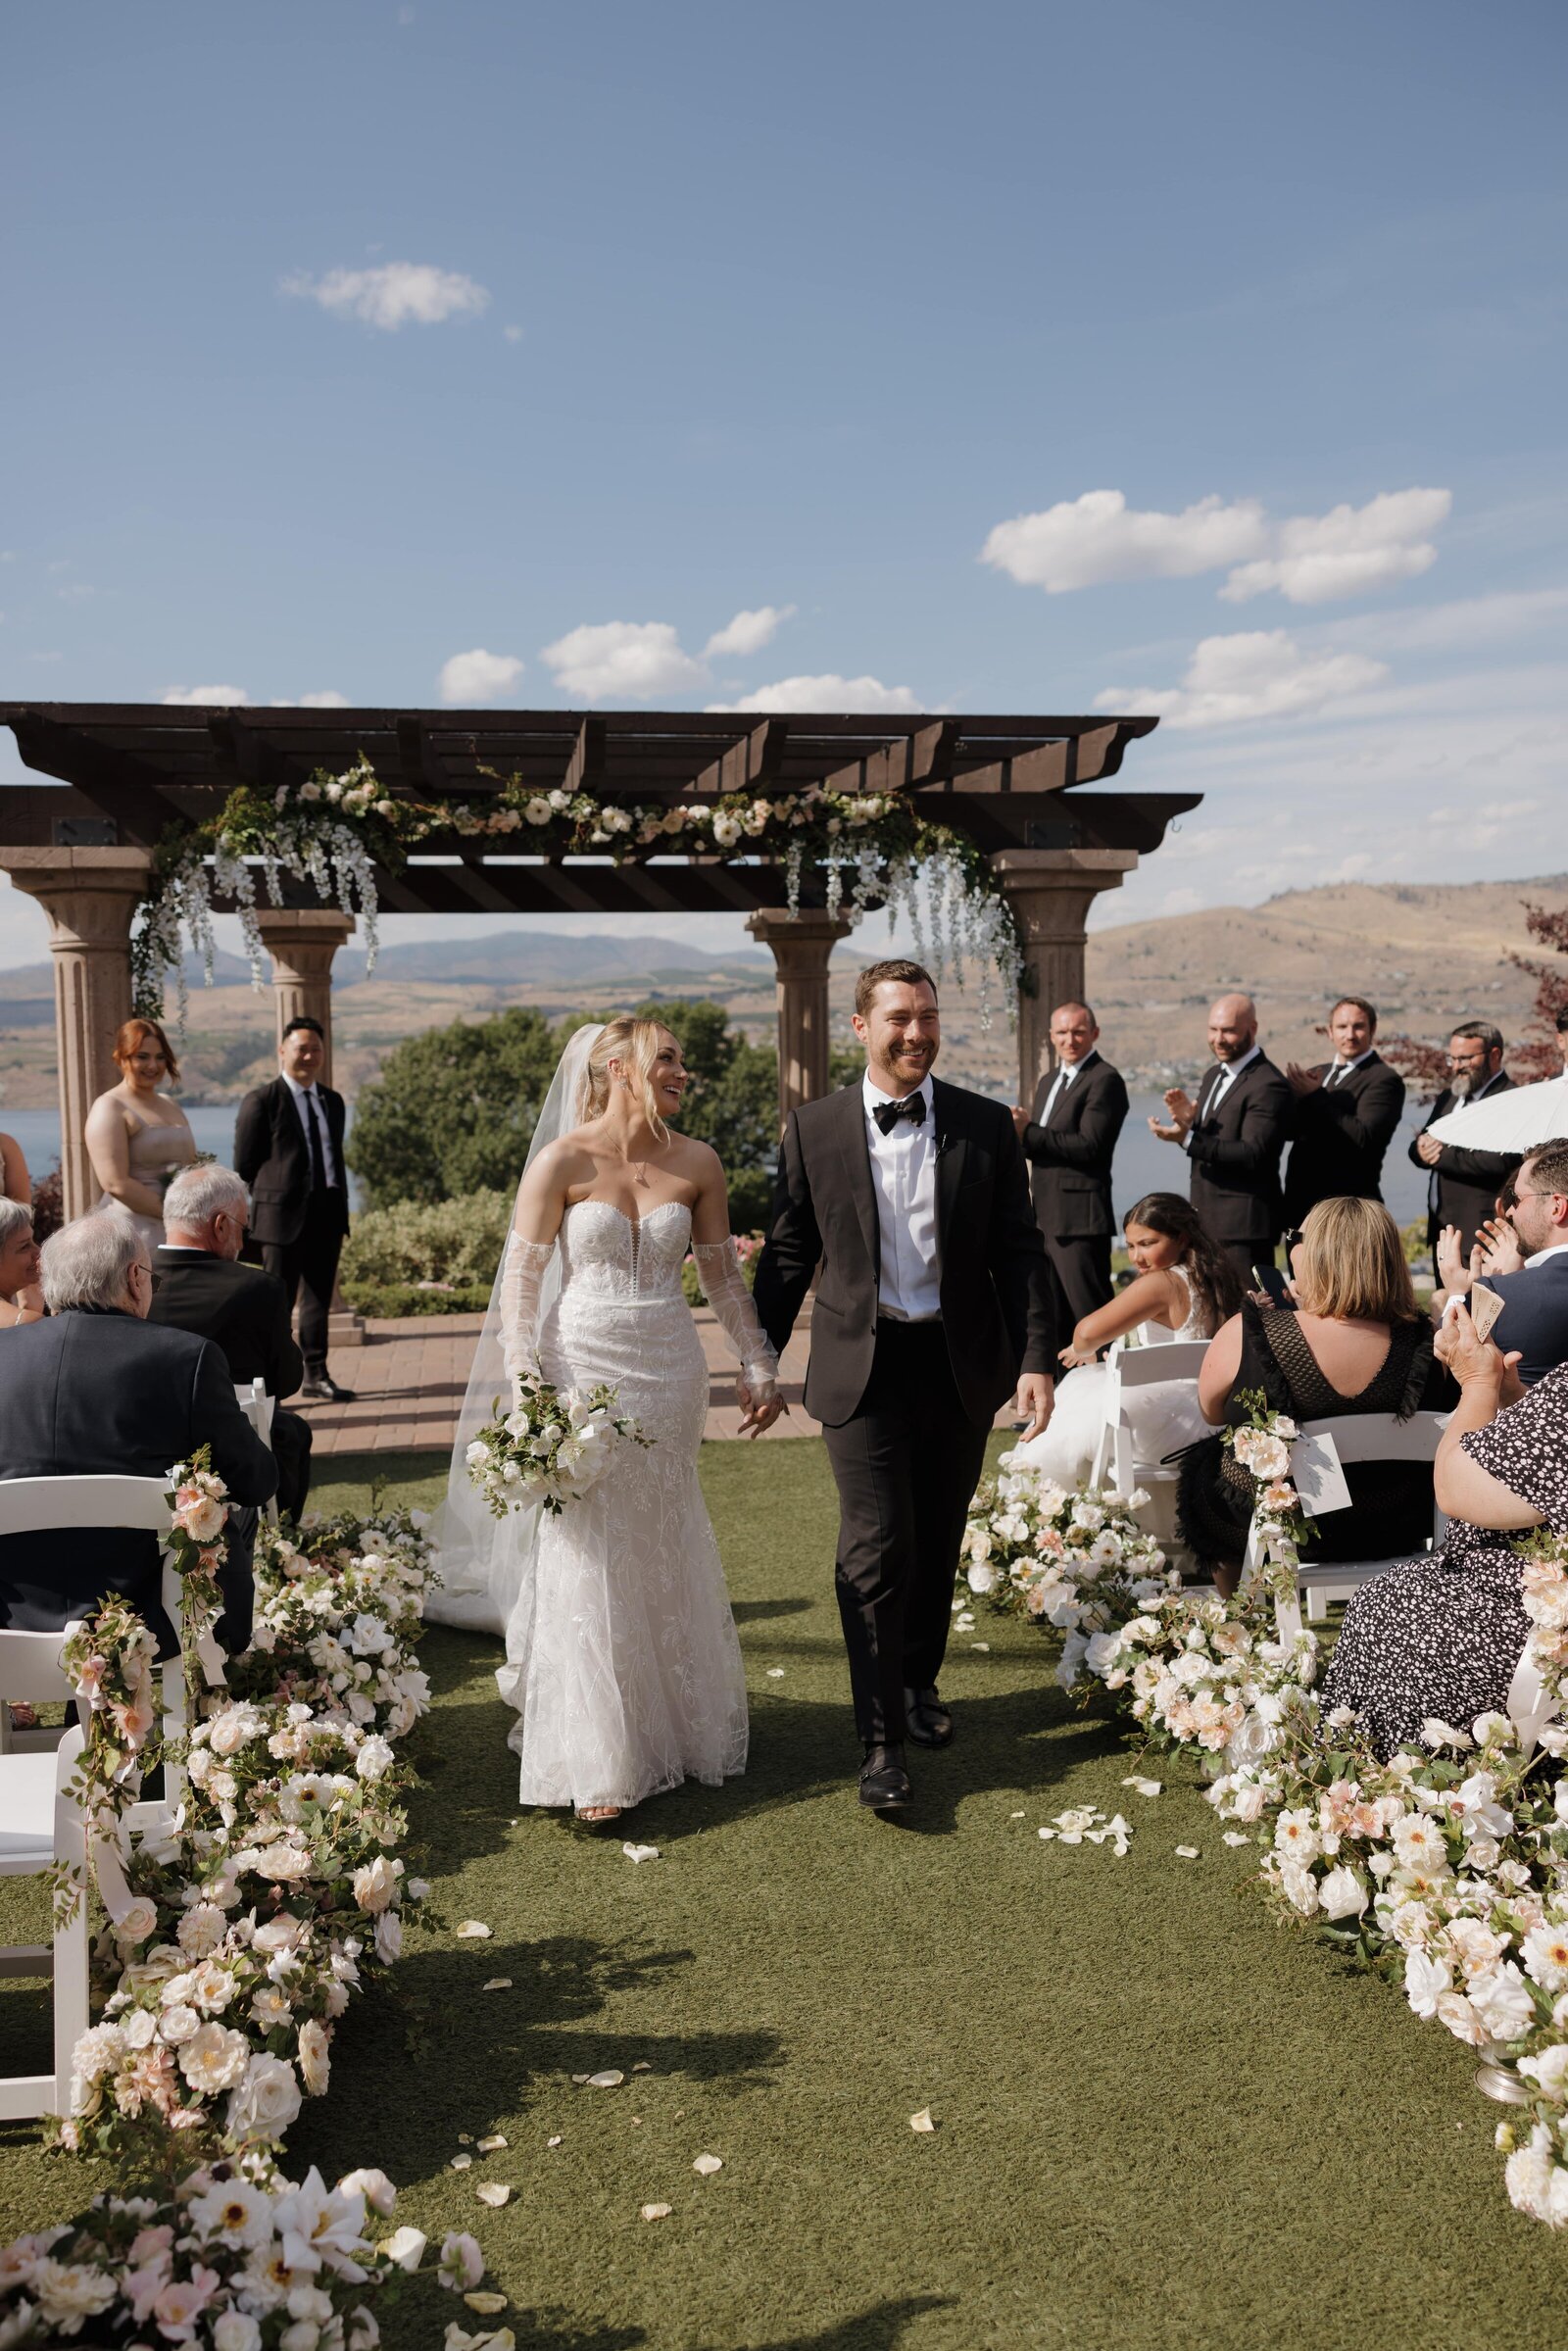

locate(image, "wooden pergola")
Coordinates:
0 703 1196 1222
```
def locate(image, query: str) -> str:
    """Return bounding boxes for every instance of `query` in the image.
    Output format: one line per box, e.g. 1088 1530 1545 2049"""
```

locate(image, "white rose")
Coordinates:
965 1562 997 1594
465 1441 488 1468
374 1911 403 1965
226 2054 303 2143
1318 1866 1368 1921
299 2017 332 2096
179 2020 252 2092
1469 1961 1537 2043
160 2002 201 2046
355 1736 395 1783
114 1896 160 1945
214 2313 265 2351
352 1855 401 1914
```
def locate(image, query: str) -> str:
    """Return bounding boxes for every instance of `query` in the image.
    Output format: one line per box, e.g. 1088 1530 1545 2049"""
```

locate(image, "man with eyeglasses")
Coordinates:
1409 1021 1519 1261
1437 1139 1568 1387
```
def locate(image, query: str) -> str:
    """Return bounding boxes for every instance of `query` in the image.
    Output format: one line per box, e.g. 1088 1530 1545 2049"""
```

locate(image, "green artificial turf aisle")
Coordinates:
0 1439 1564 2348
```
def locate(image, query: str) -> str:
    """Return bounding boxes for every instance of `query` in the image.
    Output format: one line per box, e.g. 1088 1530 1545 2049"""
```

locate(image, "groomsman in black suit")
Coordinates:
234 1017 356 1403
149 1162 313 1520
1409 1020 1518 1258
1150 993 1292 1282
1282 995 1407 1224
1011 1001 1128 1325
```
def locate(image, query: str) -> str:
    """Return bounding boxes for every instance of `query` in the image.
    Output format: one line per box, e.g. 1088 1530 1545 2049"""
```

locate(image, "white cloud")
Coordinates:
707 672 924 715
1219 488 1451 605
540 621 707 702
439 649 524 706
281 262 490 331
982 484 1452 607
982 491 1268 592
1096 629 1387 730
1341 585 1568 656
161 684 252 706
703 604 797 661
269 692 351 708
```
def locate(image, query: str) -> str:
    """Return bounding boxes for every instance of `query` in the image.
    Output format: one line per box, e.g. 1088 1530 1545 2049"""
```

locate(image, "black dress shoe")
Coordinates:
300 1373 356 1403
858 1743 911 1811
904 1687 953 1748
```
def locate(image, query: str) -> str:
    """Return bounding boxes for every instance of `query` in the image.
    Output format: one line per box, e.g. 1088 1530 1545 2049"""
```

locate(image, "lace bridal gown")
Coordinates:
492 1200 775 1814
1008 1262 1214 1490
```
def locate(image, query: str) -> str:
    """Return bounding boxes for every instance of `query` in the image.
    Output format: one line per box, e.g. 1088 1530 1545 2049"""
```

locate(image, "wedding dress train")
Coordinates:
494 1200 754 1812
1008 1262 1213 1490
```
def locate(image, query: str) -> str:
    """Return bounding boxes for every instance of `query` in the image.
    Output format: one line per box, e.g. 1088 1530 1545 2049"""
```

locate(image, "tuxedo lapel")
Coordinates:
832 1085 880 1270
932 1079 966 1270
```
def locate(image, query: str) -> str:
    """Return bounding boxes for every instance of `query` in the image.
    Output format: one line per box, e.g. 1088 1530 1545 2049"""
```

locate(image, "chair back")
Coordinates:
0 1624 83 1709
0 1474 170 1538
1112 1339 1210 1393
1294 1411 1447 1470
1090 1337 1211 1494
235 1377 275 1448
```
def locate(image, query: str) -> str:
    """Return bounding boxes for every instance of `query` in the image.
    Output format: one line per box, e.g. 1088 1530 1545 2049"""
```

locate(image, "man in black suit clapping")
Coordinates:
1151 992 1292 1282
1011 1001 1129 1324
234 1017 355 1403
1409 1020 1518 1259
1282 995 1407 1225
150 1162 313 1520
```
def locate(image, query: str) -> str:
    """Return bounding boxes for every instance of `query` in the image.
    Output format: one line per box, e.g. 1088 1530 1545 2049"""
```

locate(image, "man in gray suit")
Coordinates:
0 1213 275 1653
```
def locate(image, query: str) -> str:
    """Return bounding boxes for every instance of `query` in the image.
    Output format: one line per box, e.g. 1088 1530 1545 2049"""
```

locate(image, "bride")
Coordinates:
1010 1191 1241 1487
433 1016 783 1825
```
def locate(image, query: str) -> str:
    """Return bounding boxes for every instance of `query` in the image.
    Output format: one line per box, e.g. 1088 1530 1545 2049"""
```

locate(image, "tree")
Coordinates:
345 1006 565 1208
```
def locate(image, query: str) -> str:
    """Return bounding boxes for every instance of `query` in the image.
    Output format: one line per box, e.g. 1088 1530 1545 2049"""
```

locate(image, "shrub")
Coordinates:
340 1189 514 1307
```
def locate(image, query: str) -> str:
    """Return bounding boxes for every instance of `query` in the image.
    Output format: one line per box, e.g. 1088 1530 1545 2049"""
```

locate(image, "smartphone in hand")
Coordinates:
1250 1263 1295 1309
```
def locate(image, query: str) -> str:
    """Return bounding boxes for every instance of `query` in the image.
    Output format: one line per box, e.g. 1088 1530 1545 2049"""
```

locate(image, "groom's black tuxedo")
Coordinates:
754 1074 1056 1746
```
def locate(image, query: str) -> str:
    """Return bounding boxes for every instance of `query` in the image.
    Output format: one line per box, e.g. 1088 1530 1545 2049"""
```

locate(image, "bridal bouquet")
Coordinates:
466 1374 649 1518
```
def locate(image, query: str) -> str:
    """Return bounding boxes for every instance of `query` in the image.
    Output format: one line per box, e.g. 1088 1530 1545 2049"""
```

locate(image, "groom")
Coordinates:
753 959 1057 1812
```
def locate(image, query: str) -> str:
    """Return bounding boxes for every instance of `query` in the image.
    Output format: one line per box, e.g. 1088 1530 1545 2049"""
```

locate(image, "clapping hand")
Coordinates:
1475 1216 1524 1276
1435 1223 1471 1294
1415 1129 1444 1167
1010 1102 1031 1138
1434 1301 1523 1402
1149 1085 1193 1144
1284 1060 1322 1097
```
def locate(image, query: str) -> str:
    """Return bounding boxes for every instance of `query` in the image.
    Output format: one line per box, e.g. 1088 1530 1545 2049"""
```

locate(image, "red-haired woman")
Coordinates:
84 1017 197 1246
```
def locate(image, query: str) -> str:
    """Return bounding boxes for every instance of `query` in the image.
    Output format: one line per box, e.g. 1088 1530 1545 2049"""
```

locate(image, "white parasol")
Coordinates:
1427 1072 1568 1151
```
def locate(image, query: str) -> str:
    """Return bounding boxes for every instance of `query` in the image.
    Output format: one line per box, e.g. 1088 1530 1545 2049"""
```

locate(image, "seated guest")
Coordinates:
1009 1193 1240 1488
0 1200 43 1329
1410 1020 1517 1260
0 1213 275 1654
0 1134 44 1326
1179 1198 1447 1597
1435 1139 1568 1387
150 1163 313 1520
1282 996 1406 1223
1319 1305 1568 1761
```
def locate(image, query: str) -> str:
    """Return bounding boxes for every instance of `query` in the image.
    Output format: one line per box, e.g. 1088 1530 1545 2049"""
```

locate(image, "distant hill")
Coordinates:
334 932 771 987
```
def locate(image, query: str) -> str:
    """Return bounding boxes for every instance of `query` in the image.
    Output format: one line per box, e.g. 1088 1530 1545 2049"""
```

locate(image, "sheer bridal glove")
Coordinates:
692 1242 780 1421
499 1231 556 1404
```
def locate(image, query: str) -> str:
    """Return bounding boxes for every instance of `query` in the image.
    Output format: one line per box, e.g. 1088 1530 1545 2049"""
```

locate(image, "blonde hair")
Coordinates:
579 1017 676 1141
1293 1197 1418 1324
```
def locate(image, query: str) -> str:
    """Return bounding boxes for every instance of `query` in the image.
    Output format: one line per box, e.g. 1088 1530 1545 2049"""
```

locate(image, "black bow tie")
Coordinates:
872 1092 927 1135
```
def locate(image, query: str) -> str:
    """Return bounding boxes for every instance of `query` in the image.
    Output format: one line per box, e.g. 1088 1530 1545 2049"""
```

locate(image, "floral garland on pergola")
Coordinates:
130 757 1024 1028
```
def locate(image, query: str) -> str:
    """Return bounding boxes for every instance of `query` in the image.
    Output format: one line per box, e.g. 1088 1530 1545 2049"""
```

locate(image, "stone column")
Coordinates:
253 908 364 1349
0 846 155 1222
991 849 1139 1105
252 908 356 1084
745 907 855 1131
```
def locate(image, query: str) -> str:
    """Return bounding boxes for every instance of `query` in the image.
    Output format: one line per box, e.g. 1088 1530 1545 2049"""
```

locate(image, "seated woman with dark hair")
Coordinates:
1180 1197 1450 1598
1007 1192 1242 1489
1320 1310 1568 1760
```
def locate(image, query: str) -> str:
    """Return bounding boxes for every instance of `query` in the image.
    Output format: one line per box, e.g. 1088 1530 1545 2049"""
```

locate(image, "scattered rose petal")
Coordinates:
641 2203 672 2222
466 2294 511 2317
1175 1845 1200 1860
970 1641 990 1652
456 1920 493 1939
380 2226 426 2271
458 2133 473 2145
1038 1828 1055 1840
482 1978 513 1991
1121 1776 1162 1797
632 2061 653 2073
909 2108 937 2132
766 1668 785 1679
1222 1832 1251 1848
475 2182 512 2207
546 2135 563 2148
692 2153 722 2176
477 2133 508 2152
451 2154 472 2171
571 2074 589 2084
630 2117 642 2126
587 2069 624 2088
1009 1810 1025 1819
621 1843 661 1864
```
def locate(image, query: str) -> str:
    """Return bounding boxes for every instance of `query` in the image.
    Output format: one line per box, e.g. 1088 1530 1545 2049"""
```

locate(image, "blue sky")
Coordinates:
3 0 1564 971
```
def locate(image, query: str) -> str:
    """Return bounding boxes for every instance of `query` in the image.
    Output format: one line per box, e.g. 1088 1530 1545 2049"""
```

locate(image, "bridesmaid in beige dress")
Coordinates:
84 1016 198 1248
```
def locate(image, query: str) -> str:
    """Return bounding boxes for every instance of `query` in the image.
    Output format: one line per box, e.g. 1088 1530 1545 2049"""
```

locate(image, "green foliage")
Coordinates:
340 1188 514 1309
345 1007 566 1207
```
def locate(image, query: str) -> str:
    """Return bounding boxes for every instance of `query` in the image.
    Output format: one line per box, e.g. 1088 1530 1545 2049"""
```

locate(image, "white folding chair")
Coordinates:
235 1379 279 1526
1241 1412 1447 1641
0 1625 90 2121
1088 1338 1211 1497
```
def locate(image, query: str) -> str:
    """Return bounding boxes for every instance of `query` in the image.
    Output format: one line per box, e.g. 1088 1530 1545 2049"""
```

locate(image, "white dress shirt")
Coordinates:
1184 1043 1261 1151
1040 1053 1089 1124
282 1072 339 1188
863 1071 941 1321
1324 1048 1375 1088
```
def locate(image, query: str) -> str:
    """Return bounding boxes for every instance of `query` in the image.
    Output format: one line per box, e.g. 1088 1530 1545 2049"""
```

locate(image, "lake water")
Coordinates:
2 1089 1430 1225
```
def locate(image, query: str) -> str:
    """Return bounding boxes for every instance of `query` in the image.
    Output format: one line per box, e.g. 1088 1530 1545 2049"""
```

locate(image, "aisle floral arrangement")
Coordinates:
132 755 1021 1027
972 1421 1568 2229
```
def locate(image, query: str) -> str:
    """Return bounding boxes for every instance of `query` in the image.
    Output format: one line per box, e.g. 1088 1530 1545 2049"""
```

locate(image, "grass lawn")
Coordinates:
0 1437 1562 2349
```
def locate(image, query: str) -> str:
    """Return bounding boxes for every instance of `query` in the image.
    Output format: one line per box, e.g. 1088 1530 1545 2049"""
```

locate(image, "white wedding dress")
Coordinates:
493 1199 757 1813
1009 1263 1213 1489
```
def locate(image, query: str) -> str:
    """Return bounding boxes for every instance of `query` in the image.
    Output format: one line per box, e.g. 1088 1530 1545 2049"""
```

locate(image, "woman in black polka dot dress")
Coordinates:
1319 1310 1568 1760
